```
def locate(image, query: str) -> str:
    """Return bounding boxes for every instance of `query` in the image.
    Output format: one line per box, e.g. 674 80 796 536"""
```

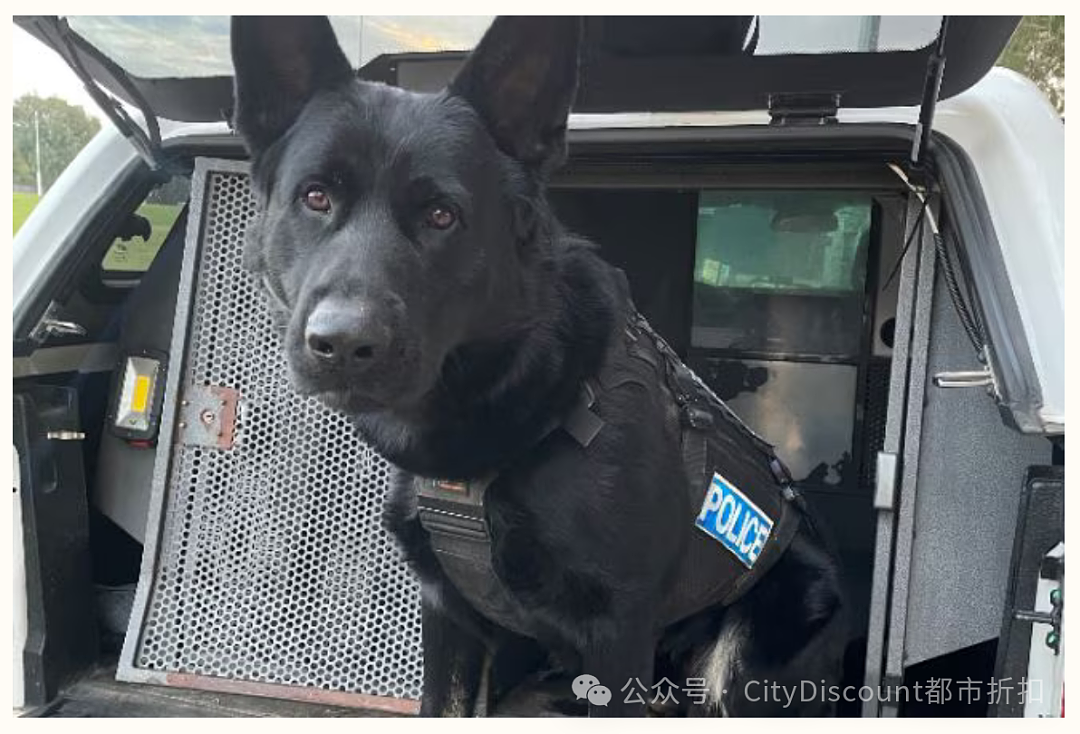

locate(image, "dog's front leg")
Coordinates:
582 616 656 717
419 598 489 717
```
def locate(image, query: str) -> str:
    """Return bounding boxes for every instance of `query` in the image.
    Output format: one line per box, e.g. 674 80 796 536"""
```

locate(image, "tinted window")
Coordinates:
692 190 871 356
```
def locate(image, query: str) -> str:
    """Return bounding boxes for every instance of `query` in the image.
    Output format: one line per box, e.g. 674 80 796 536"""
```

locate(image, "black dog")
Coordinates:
232 16 846 717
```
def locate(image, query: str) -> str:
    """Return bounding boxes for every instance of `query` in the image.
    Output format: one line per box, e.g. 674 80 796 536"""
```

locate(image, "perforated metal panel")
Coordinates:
119 160 423 709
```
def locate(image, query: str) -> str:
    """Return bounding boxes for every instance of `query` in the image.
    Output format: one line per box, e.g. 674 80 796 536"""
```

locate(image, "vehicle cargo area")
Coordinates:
14 131 1053 717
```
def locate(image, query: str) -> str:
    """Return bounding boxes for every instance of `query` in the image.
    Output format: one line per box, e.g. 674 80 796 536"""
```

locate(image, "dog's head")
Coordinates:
231 16 580 415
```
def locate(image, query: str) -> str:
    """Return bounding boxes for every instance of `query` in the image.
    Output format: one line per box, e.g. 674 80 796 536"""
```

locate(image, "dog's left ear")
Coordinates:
449 16 581 175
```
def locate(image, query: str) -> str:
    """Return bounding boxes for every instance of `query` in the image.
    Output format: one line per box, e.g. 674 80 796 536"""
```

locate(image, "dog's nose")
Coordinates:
304 300 390 366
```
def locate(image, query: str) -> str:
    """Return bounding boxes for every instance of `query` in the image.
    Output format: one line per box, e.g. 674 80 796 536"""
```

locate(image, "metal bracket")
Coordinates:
177 385 238 450
28 301 87 345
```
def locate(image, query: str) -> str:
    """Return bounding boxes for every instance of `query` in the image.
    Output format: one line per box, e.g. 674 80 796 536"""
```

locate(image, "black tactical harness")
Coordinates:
415 311 805 636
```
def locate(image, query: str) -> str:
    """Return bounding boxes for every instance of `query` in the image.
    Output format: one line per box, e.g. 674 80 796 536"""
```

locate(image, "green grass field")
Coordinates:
14 191 180 272
13 191 39 234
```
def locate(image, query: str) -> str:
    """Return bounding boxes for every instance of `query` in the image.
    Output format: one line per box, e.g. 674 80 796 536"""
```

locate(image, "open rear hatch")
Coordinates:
15 17 1030 422
17 15 1018 124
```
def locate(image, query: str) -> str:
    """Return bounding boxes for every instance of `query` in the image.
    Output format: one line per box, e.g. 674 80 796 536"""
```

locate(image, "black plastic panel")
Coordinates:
14 386 99 706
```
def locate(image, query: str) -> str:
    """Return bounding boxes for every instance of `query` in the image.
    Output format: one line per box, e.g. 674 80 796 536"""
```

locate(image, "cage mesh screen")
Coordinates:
132 168 423 701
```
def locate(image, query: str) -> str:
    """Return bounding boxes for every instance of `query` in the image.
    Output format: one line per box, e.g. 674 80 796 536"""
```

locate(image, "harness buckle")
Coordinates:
683 405 714 430
769 457 796 491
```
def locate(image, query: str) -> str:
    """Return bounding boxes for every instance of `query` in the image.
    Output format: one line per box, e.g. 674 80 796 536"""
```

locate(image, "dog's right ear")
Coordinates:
231 16 354 155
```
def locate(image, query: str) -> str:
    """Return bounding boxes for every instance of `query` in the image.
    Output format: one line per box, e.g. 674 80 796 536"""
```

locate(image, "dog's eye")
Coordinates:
302 186 331 213
425 205 457 230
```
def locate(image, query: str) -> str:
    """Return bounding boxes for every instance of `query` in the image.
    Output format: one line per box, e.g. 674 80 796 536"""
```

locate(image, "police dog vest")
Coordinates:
415 307 803 635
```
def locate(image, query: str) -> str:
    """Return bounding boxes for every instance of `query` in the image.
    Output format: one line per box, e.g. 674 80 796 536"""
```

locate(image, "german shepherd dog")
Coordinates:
232 16 846 716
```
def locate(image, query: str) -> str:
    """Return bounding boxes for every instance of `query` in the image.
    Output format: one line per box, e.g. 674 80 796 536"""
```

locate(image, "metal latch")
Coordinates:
178 384 239 450
933 370 994 389
46 430 86 441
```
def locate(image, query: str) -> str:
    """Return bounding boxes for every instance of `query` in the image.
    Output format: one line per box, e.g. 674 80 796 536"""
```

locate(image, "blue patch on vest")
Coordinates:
695 472 774 568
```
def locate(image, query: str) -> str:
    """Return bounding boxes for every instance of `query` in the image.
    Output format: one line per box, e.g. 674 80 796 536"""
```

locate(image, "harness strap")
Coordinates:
415 385 603 638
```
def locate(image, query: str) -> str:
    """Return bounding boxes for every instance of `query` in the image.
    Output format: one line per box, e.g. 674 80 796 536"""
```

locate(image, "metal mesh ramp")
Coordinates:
119 159 423 713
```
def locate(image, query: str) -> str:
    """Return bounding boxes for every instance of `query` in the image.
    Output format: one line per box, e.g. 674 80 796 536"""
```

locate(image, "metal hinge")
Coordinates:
767 92 841 126
934 343 1001 397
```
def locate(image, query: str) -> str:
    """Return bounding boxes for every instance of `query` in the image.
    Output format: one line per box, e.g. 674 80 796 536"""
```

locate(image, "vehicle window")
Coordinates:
692 190 871 356
755 16 942 55
101 175 190 274
695 190 870 293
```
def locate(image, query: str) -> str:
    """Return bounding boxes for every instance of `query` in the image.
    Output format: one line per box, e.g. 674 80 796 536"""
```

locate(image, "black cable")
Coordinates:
884 191 930 289
917 168 988 357
887 163 988 361
934 224 987 359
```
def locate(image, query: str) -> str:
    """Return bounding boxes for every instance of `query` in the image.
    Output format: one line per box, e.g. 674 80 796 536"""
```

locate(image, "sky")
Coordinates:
13 25 107 121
